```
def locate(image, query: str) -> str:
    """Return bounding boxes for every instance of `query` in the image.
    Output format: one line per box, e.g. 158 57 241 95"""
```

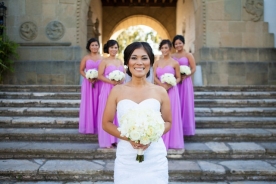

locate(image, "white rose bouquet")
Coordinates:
108 70 125 82
118 108 165 163
86 69 98 79
180 65 191 75
85 69 98 88
160 73 177 86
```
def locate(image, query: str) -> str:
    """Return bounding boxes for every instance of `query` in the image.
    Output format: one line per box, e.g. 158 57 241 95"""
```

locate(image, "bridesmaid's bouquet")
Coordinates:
118 108 165 163
86 69 98 79
160 73 177 86
108 70 125 81
85 69 98 88
180 65 191 75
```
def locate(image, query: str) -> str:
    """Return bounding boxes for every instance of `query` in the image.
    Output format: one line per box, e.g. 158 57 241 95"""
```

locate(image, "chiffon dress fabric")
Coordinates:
79 59 102 134
173 57 195 136
115 98 168 184
156 66 184 149
97 65 124 148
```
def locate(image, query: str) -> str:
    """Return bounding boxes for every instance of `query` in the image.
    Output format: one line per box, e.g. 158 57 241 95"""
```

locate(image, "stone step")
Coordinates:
0 107 275 117
1 128 276 142
0 159 275 182
1 85 275 92
0 85 81 92
0 116 79 128
195 91 276 99
0 141 275 160
1 116 276 129
195 99 276 107
0 92 81 100
1 91 276 100
4 182 276 184
1 99 276 107
5 181 260 184
0 99 81 107
195 116 276 128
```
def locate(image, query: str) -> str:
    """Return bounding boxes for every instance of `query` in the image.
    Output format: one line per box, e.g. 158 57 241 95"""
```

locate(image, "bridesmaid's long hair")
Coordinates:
103 40 119 54
124 42 154 78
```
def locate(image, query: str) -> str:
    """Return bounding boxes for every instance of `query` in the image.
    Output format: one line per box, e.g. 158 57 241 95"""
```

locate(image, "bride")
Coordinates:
102 42 172 184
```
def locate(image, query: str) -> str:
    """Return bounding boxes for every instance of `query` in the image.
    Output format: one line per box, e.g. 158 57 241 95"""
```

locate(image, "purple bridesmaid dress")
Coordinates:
156 66 184 149
173 57 195 136
79 59 102 134
97 65 124 148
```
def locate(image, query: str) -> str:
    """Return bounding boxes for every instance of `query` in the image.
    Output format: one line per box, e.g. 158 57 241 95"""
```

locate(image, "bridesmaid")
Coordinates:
153 39 184 150
97 39 125 148
172 35 196 136
79 38 102 134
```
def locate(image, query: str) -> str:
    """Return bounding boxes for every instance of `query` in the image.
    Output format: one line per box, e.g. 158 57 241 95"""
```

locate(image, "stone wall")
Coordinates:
191 0 276 86
2 46 81 85
198 47 276 85
1 0 275 85
205 0 274 48
2 0 101 85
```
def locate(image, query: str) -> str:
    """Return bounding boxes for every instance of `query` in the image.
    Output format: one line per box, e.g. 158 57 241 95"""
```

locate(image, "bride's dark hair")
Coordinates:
123 42 154 78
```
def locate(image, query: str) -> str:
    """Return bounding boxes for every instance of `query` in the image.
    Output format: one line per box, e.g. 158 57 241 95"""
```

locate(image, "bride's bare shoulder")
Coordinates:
150 84 167 94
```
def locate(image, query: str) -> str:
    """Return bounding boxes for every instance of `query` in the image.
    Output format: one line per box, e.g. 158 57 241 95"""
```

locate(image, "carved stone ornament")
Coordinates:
19 22 37 41
46 21 65 41
243 0 263 22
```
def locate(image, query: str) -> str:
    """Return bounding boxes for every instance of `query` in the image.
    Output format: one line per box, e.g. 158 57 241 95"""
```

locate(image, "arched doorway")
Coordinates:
109 15 170 40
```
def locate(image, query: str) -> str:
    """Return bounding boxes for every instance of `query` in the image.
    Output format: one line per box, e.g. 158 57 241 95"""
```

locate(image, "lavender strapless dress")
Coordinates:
156 66 184 149
97 65 124 148
79 59 102 134
173 57 195 136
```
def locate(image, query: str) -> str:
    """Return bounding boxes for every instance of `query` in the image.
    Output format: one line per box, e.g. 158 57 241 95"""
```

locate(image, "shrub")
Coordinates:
0 27 19 83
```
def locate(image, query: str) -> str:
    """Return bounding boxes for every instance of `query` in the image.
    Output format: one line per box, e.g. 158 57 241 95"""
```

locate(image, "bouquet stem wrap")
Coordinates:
136 149 144 163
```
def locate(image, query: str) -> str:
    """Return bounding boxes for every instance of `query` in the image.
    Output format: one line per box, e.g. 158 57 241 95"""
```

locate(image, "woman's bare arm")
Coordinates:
159 86 172 134
187 53 196 76
79 55 88 78
102 85 129 141
173 60 181 84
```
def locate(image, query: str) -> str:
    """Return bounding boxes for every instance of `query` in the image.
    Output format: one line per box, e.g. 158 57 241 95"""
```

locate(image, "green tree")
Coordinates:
116 26 161 60
0 27 19 83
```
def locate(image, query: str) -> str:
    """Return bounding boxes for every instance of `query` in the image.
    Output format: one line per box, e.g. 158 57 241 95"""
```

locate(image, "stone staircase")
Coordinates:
0 85 276 183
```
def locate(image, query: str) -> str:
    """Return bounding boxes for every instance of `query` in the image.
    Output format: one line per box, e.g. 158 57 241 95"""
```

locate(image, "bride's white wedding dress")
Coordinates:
115 98 168 184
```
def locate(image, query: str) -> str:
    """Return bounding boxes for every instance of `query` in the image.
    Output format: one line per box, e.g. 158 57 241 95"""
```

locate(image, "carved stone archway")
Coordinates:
109 15 170 40
102 5 176 47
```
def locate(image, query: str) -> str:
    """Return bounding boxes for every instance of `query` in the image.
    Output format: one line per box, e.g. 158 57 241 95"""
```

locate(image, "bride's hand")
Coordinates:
139 143 151 151
130 141 150 150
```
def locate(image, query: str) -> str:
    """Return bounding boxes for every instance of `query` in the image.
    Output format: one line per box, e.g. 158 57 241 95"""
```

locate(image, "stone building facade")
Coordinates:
2 0 276 85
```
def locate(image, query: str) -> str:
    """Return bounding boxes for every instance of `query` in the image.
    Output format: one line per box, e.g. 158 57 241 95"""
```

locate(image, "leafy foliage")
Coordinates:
0 28 19 82
116 25 161 60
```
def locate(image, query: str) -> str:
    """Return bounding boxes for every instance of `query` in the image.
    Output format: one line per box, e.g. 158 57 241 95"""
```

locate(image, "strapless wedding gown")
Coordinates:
115 98 168 184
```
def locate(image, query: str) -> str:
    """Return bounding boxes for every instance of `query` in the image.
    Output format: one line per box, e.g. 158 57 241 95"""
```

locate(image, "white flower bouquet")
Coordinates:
85 69 98 88
108 70 125 81
180 65 191 75
118 108 165 163
160 73 177 86
85 69 98 79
